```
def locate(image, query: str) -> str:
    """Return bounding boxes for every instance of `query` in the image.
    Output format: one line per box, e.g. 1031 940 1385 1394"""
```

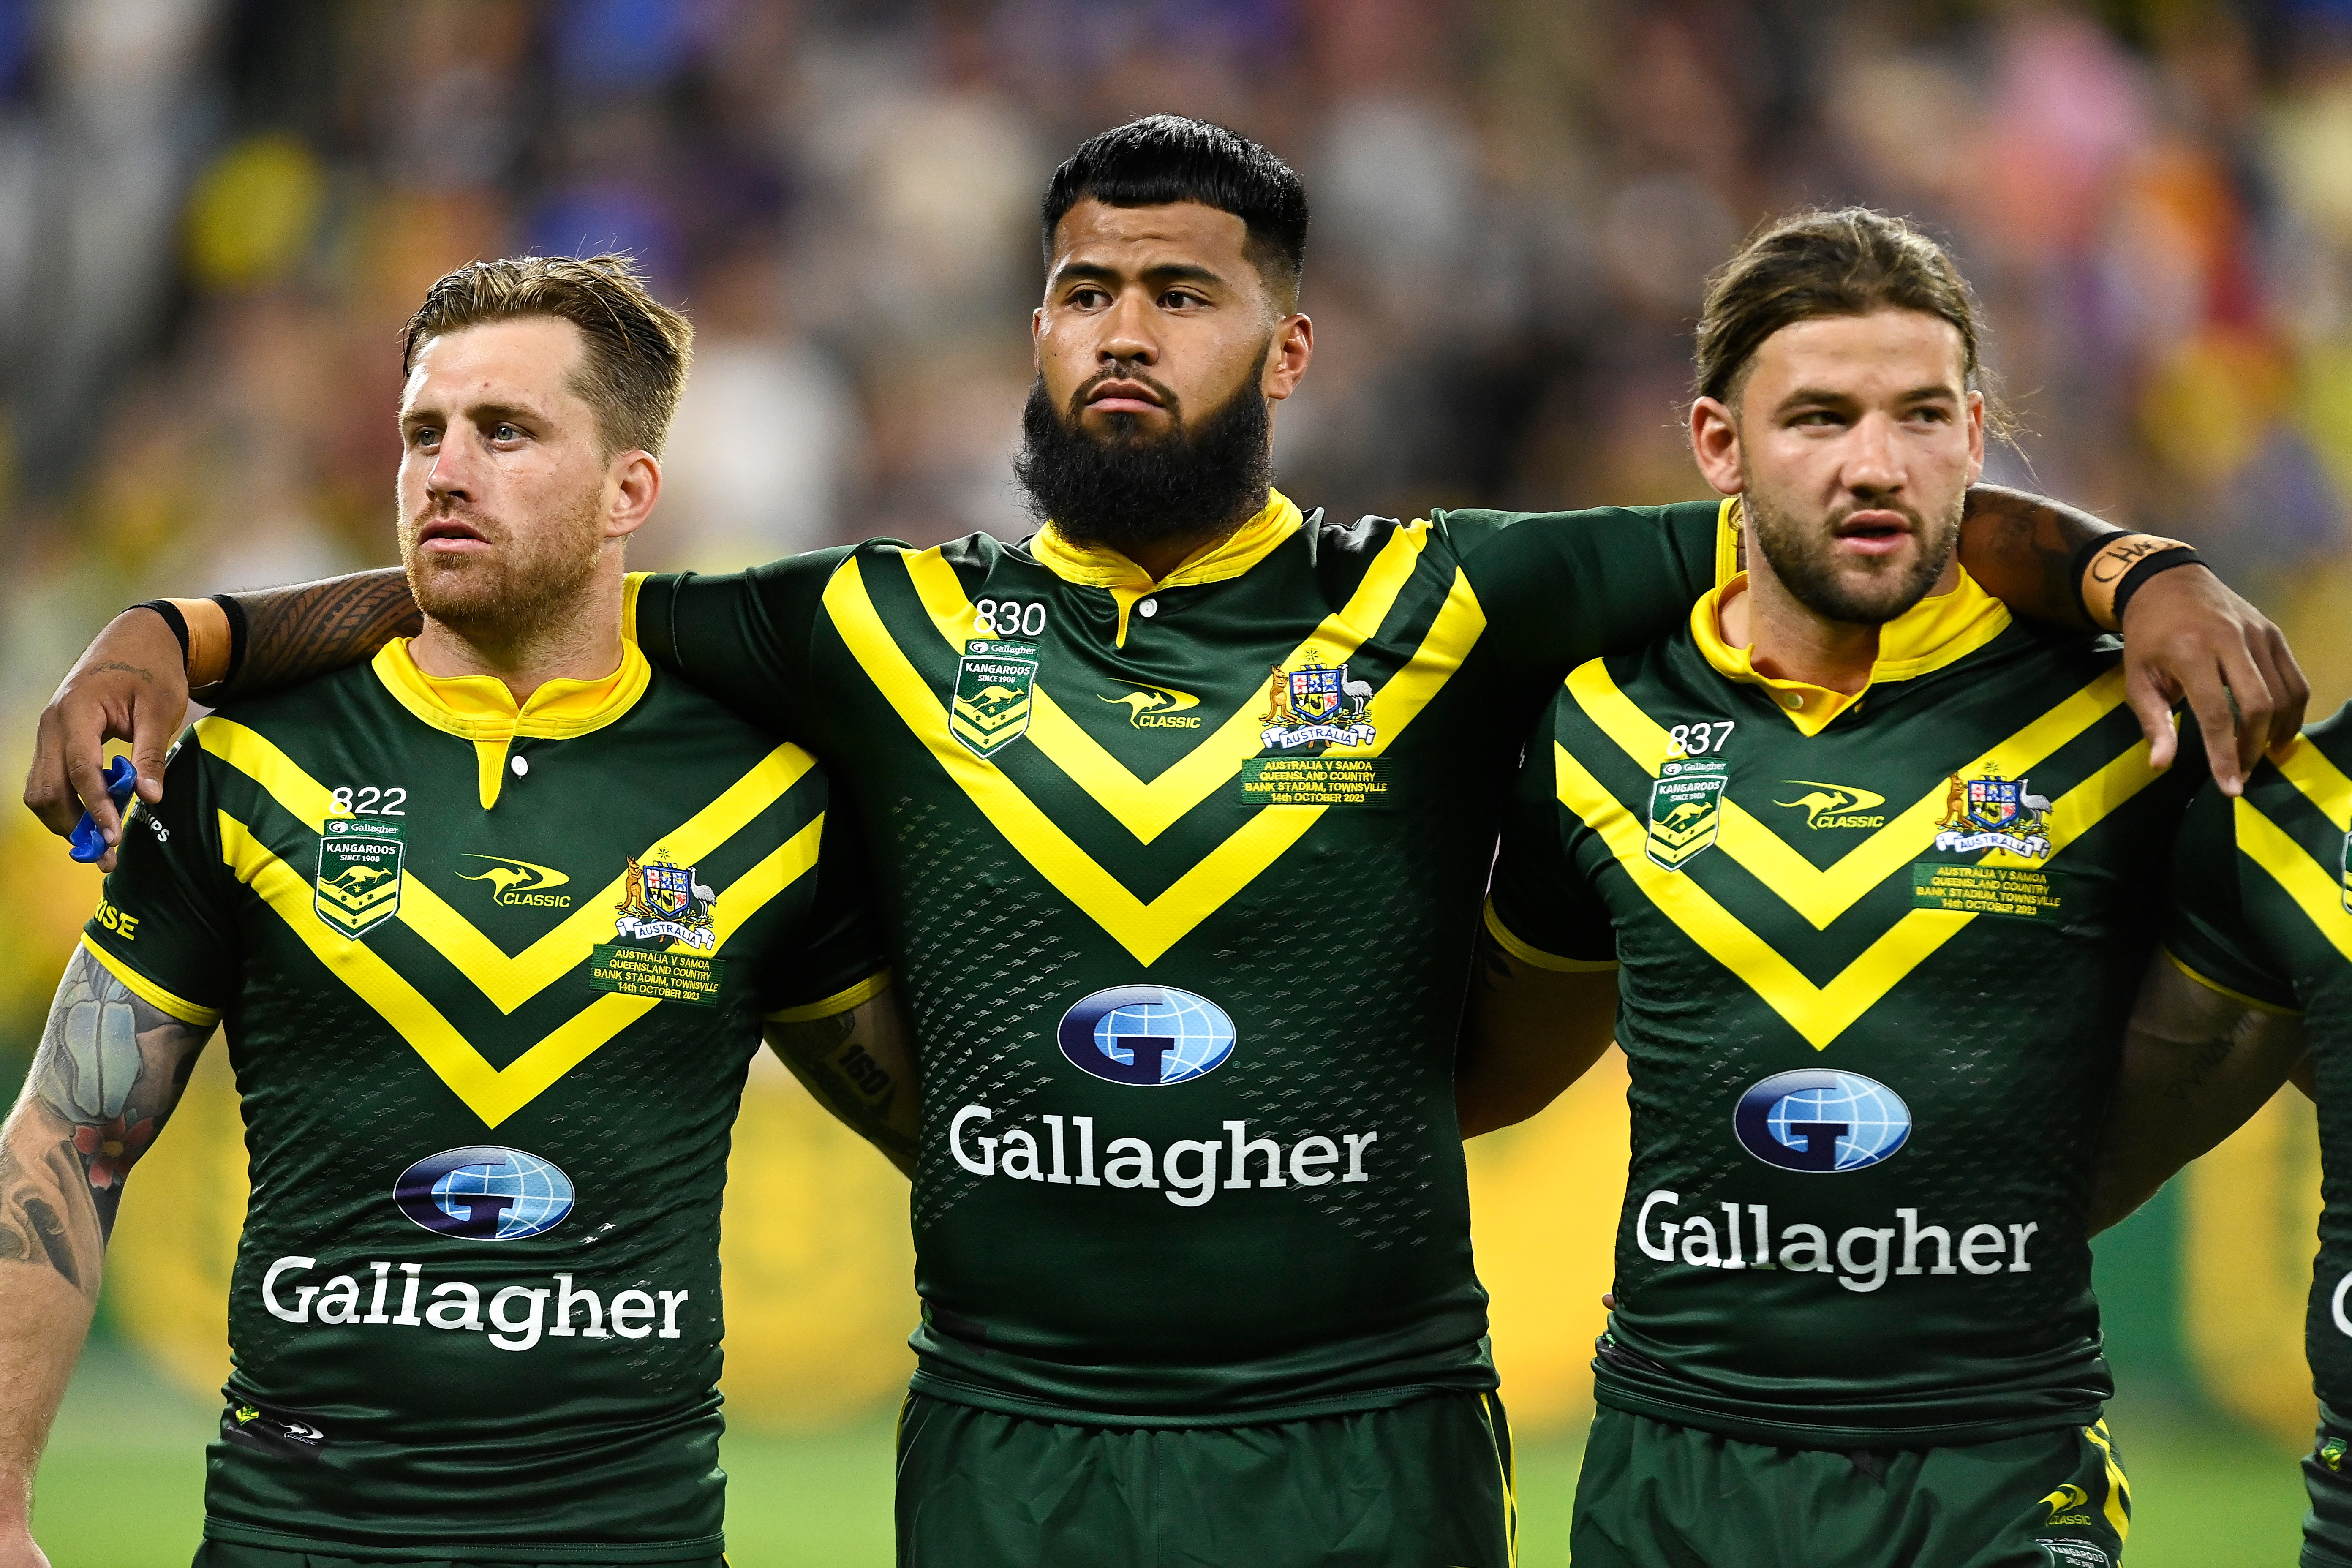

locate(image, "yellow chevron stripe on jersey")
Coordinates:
1566 662 2132 928
900 521 1433 843
216 810 822 1125
2235 796 2352 966
2277 735 2352 831
827 550 1483 963
1557 732 2167 1048
194 716 816 1013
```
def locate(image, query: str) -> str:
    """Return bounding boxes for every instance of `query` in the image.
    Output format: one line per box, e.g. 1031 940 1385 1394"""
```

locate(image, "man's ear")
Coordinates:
1263 313 1314 402
1690 395 1744 497
607 451 660 541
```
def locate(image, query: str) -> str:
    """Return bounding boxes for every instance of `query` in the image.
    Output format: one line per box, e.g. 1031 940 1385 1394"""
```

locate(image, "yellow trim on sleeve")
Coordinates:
766 968 893 1024
2161 947 2303 1018
1482 900 1617 973
81 936 223 1028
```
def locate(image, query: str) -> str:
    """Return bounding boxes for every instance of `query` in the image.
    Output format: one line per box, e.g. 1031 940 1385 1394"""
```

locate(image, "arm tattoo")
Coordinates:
226 569 420 700
0 950 209 1294
1961 484 2116 629
767 1007 917 1169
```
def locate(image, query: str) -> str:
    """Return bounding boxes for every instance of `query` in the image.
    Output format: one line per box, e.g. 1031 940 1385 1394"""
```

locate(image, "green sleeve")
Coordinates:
629 547 860 738
1443 500 1725 695
2162 780 2300 1013
760 792 890 1021
1485 691 1620 970
82 735 240 1026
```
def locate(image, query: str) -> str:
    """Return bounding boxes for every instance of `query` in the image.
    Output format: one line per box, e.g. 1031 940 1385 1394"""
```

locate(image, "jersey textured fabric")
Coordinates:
82 639 884 1563
2159 703 2352 1561
1569 1407 2130 1568
1488 564 2194 1449
893 1388 1515 1568
629 490 1723 1424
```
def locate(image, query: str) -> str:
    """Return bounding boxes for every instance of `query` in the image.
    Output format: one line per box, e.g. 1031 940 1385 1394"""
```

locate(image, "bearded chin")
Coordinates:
1013 357 1274 555
405 509 606 643
1748 493 1963 626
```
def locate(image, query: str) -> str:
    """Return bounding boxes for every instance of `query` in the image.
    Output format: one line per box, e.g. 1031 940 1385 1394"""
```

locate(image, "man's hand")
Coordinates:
22 611 190 873
2117 566 2307 796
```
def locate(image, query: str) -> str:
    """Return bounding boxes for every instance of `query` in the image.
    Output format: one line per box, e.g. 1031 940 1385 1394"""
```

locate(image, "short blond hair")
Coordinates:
402 254 694 457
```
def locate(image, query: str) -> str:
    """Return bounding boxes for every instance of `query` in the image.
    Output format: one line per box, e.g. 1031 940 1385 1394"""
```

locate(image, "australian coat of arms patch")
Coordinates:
315 817 404 937
1933 769 2053 859
614 856 717 950
951 640 1039 759
1260 651 1375 751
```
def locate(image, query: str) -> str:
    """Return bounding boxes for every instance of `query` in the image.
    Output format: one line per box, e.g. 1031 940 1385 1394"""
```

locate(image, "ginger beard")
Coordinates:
398 484 608 644
1740 466 1963 626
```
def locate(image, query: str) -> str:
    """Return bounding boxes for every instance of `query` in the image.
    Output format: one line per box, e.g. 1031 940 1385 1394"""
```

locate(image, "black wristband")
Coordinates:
130 599 191 663
2110 546 2203 626
212 593 249 689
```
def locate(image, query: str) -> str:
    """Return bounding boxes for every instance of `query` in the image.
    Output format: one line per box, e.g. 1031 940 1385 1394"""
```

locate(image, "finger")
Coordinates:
2265 624 2311 757
130 691 180 805
2177 653 2243 795
2123 660 2178 774
2218 641 2275 787
22 710 79 835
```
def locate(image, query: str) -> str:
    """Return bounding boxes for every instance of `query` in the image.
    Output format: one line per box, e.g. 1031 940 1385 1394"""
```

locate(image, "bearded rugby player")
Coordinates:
1460 209 2224 1567
24 121 2306 1564
0 257 905 1568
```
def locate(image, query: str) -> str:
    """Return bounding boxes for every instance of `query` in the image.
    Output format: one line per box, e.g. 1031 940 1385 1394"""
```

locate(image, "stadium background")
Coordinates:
0 0 2343 1560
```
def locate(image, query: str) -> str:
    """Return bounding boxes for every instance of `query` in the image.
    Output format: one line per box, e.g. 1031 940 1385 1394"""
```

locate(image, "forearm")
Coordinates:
217 569 418 698
1457 939 1619 1138
765 988 917 1176
1957 483 2118 631
0 1113 99 1535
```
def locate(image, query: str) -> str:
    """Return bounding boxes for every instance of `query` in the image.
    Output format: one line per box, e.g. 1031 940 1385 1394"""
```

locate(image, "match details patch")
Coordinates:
1237 757 1391 807
588 943 724 1007
1911 863 2066 921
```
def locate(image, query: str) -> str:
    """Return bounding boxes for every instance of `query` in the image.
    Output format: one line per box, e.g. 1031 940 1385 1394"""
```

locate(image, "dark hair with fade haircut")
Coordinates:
1695 207 2009 436
401 253 695 458
1040 114 1310 307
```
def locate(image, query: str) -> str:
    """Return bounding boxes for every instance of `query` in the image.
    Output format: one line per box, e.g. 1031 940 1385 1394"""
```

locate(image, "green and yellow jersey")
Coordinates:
629 489 1723 1423
81 638 883 1563
1487 563 2193 1449
2162 703 2352 1421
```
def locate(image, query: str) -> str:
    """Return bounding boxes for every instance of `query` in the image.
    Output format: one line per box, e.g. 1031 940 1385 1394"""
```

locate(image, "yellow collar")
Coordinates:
1692 567 2011 736
1029 490 1305 647
372 637 651 808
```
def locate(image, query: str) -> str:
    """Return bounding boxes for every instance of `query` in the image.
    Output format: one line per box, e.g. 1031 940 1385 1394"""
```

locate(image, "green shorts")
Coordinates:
2303 1404 2352 1568
191 1544 727 1568
893 1388 1516 1567
1570 1406 2130 1568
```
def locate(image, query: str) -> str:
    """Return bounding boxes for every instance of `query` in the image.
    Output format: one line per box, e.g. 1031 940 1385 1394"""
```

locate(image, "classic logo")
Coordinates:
1647 760 1726 870
2323 1436 2347 1473
315 818 403 937
1774 780 1888 829
951 639 1039 758
1057 985 1238 1086
1260 648 1375 751
392 1145 576 1239
1099 681 1202 729
455 854 573 908
1934 769 2053 859
613 856 715 950
1733 1069 1912 1173
2040 1483 2092 1526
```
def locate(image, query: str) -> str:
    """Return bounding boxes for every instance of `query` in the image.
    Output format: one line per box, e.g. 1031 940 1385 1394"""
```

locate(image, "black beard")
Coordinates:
1013 357 1274 556
1746 488 1962 626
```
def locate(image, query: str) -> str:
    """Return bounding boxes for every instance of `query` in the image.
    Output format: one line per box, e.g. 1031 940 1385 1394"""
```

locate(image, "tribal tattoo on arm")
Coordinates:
0 950 210 1296
765 993 918 1178
225 568 419 700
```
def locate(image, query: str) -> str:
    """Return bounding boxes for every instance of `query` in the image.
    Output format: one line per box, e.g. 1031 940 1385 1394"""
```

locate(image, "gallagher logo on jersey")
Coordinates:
1057 986 1238 1086
1733 1070 1911 1173
394 1146 575 1239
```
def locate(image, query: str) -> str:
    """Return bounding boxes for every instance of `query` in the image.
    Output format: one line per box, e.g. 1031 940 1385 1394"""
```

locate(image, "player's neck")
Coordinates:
1718 572 1881 696
408 570 626 705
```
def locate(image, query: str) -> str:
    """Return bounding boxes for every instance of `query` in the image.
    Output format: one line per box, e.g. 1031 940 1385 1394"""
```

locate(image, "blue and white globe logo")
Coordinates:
1733 1070 1911 1173
392 1146 575 1239
1056 985 1238 1086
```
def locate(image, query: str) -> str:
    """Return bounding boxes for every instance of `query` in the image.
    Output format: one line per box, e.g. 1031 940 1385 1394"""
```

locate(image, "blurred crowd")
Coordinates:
8 0 2352 1048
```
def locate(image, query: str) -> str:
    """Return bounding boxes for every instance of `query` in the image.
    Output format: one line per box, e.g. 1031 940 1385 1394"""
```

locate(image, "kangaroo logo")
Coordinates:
1099 682 1202 729
1774 781 1888 829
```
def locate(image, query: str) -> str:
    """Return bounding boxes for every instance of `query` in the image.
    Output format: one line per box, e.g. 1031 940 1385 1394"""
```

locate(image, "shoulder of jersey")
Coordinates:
201 656 392 731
